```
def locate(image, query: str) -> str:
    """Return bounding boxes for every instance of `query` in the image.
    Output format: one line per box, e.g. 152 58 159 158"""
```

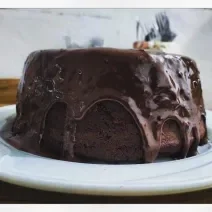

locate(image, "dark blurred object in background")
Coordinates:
156 12 176 42
144 28 157 42
64 35 104 49
134 12 177 50
88 37 104 48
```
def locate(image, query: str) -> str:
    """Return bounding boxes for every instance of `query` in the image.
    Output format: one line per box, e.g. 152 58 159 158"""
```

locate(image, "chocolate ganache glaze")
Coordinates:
4 48 207 163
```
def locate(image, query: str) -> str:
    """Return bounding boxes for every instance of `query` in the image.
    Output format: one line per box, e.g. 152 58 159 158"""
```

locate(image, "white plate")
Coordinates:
0 105 212 196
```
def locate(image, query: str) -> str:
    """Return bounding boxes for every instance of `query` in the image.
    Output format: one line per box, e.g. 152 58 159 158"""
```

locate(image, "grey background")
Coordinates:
0 9 211 107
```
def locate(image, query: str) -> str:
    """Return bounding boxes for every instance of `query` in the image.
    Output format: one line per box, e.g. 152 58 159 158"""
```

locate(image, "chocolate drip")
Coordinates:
5 48 207 163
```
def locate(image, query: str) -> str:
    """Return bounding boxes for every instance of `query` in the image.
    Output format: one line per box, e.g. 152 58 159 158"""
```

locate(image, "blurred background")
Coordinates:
0 8 212 108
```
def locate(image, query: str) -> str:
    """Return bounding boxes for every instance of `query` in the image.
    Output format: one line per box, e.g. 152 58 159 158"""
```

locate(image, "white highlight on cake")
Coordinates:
127 97 146 125
150 54 165 63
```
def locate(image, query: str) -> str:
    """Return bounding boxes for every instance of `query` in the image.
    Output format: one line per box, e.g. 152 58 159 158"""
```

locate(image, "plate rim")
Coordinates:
0 105 212 196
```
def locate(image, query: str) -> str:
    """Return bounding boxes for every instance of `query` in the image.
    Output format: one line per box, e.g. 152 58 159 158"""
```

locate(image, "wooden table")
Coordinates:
0 181 212 203
0 78 212 203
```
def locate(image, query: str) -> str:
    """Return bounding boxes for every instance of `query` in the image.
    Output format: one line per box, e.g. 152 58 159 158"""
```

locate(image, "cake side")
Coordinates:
11 48 207 163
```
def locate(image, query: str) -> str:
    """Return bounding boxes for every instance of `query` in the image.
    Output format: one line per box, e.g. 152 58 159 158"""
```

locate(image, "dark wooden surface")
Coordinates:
1 180 212 203
0 78 212 203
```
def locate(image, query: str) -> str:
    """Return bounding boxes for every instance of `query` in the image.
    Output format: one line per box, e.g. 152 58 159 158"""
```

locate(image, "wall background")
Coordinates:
0 9 212 107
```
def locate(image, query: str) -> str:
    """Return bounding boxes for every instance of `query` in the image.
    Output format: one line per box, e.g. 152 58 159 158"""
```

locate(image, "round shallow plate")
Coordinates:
0 105 212 196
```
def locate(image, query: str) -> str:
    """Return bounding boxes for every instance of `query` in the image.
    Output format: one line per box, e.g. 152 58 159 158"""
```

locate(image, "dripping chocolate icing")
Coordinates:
2 48 207 163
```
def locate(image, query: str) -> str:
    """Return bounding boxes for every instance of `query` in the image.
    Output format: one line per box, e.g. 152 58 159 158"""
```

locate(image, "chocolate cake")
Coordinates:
7 48 207 163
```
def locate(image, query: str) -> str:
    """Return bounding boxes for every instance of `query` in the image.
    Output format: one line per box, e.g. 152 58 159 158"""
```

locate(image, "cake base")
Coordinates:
0 101 206 164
